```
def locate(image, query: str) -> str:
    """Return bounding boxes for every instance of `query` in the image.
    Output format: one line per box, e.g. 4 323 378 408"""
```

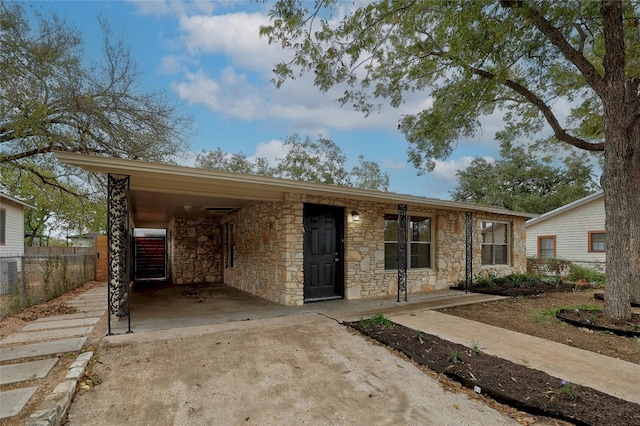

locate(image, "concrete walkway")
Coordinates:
0 284 106 423
388 310 640 405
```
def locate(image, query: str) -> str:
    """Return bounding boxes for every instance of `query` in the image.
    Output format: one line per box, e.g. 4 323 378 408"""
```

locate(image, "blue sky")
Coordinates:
32 0 507 199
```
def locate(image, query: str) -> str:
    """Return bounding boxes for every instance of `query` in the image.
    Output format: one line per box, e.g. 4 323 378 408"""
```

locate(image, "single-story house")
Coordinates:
0 192 35 256
0 192 35 295
525 191 605 265
55 152 537 322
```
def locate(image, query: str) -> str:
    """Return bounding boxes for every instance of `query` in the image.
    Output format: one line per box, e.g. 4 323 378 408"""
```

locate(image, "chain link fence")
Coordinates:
0 254 95 319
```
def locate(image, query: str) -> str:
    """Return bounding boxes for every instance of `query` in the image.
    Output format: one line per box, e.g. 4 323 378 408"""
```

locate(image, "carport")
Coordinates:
55 152 534 335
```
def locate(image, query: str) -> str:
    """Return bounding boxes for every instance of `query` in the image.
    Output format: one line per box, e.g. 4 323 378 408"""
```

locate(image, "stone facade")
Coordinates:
167 195 527 306
169 216 222 284
473 213 528 278
222 201 305 305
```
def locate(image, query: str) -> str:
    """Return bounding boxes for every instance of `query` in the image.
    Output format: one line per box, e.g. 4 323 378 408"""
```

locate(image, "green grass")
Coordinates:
529 304 600 323
359 312 393 328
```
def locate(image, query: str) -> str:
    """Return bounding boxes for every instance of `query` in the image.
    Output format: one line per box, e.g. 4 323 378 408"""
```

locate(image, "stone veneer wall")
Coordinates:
222 200 304 305
347 203 456 298
473 213 527 277
169 216 222 284
218 193 527 306
299 195 527 299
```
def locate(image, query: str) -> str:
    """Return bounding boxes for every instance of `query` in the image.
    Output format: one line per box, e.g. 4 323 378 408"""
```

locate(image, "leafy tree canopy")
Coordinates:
0 1 192 240
260 1 640 319
451 144 599 214
196 134 390 191
2 163 106 245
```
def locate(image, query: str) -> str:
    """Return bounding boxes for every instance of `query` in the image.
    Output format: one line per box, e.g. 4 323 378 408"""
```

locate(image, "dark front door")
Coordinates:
303 204 344 302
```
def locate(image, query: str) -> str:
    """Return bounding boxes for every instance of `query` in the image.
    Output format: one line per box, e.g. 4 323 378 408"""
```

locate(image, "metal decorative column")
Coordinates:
465 212 473 293
397 204 408 302
107 174 131 335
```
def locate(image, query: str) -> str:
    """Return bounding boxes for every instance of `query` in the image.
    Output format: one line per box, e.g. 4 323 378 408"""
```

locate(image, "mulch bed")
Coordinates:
345 320 640 426
593 292 640 307
451 281 590 297
556 309 640 338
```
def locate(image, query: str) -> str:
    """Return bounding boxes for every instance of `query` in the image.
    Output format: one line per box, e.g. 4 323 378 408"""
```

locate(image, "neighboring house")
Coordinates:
56 152 536 319
0 192 35 295
525 191 605 266
0 192 35 256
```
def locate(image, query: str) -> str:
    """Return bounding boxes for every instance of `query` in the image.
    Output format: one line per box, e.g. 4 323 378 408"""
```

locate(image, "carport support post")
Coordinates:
107 174 132 335
397 204 408 302
465 212 473 293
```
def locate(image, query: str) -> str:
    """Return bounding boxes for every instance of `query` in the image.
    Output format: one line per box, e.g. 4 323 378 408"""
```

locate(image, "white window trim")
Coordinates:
480 220 511 266
384 214 434 270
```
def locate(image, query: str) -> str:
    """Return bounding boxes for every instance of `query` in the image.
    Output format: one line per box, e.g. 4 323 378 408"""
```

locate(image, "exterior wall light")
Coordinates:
351 210 360 222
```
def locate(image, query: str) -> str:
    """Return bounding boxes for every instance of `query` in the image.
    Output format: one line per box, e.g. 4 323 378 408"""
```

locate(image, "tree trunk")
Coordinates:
26 230 36 247
629 135 640 306
629 211 640 304
601 122 633 320
600 0 634 320
602 160 632 319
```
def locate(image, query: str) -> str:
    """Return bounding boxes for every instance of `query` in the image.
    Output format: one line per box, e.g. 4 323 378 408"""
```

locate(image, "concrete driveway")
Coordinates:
66 312 516 426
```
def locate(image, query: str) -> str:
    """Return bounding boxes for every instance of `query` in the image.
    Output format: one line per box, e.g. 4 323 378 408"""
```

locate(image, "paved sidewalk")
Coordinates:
0 284 106 423
389 310 640 405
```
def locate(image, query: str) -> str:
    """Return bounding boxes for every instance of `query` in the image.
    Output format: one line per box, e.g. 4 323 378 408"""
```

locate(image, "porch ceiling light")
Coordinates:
184 205 192 212
351 210 360 222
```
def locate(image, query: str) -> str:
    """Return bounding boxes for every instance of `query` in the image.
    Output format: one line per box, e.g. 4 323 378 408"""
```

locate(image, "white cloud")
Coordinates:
431 156 495 184
168 10 429 132
160 55 184 74
251 140 288 164
179 13 283 70
166 8 511 147
170 70 222 110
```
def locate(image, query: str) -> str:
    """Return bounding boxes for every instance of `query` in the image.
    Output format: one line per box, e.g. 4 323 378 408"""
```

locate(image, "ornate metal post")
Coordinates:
465 212 473 293
107 174 131 334
397 204 408 302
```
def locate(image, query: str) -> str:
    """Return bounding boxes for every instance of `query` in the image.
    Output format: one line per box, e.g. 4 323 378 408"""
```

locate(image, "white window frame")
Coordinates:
480 221 510 266
384 214 433 270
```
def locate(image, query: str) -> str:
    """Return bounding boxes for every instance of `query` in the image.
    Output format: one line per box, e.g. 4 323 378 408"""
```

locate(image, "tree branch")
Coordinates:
500 1 607 97
469 66 604 151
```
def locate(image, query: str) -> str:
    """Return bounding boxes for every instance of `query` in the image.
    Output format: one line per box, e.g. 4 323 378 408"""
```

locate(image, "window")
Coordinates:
481 221 510 265
588 231 605 252
227 223 235 267
537 236 556 259
0 208 5 246
384 214 432 270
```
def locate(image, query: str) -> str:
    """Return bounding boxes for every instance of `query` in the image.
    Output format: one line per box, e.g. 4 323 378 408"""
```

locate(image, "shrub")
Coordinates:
526 257 573 286
474 272 543 288
567 264 605 286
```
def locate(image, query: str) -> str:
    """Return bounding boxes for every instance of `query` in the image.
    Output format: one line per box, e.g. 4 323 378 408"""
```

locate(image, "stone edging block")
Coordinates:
25 351 94 426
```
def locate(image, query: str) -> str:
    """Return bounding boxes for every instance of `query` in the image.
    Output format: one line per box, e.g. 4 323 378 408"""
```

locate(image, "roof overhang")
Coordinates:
55 152 538 228
526 191 603 227
0 192 36 210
